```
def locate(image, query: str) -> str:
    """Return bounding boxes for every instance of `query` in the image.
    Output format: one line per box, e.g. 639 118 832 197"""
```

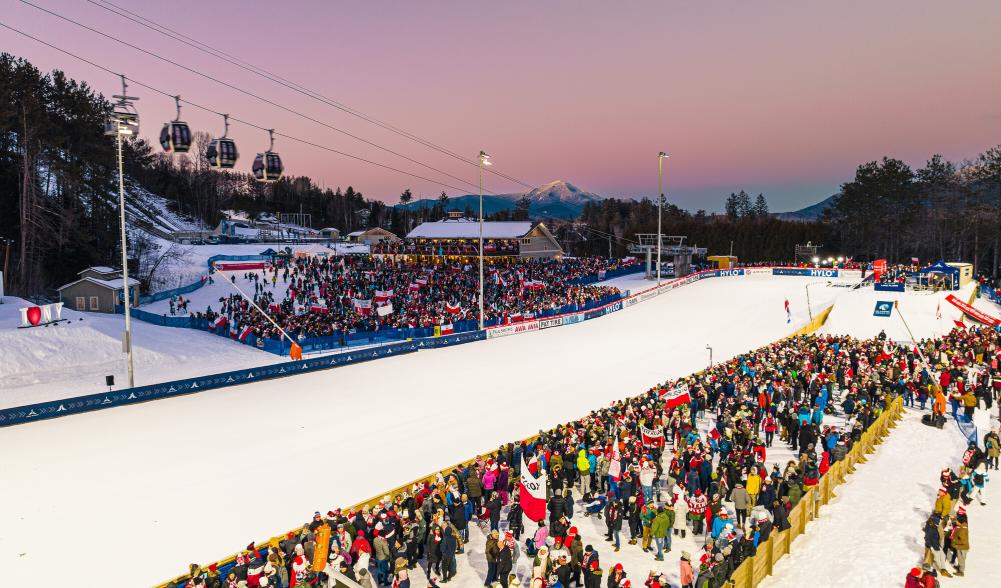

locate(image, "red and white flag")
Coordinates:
641 426 664 448
239 325 253 342
376 303 394 317
374 290 394 303
439 323 454 335
954 319 967 330
661 383 691 410
519 455 547 522
212 315 228 330
523 280 545 291
911 257 920 265
607 436 622 481
445 303 462 315
352 298 373 316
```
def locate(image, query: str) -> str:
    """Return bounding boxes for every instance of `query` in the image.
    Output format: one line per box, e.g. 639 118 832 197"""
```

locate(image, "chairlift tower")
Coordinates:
795 242 822 265
630 234 706 279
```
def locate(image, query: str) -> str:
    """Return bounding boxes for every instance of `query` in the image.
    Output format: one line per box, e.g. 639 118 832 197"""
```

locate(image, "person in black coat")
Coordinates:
507 499 525 540
440 526 458 582
549 494 567 526
487 493 502 532
496 538 514 588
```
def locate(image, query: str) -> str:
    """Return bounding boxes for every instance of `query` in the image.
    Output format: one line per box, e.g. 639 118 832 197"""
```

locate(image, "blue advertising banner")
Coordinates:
874 282 905 292
873 300 894 317
772 268 840 278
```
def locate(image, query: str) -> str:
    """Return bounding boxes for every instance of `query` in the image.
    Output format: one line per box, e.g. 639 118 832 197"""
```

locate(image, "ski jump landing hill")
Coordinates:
2 267 857 587
0 266 858 428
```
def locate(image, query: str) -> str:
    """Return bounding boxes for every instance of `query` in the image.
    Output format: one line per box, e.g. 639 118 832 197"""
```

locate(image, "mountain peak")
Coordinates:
524 180 602 204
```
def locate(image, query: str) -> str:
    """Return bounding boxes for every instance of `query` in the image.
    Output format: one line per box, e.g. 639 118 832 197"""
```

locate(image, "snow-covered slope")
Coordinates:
0 297 275 409
819 284 974 342
0 275 846 587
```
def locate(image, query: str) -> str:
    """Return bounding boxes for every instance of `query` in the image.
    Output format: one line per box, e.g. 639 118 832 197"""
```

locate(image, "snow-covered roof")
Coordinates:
79 266 118 275
58 276 141 291
347 230 366 237
407 220 534 239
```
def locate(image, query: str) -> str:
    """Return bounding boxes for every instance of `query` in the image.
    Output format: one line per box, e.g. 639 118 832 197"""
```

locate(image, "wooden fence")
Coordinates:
724 396 904 587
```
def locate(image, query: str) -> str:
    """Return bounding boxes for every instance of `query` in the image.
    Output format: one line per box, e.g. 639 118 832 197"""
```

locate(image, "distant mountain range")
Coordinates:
773 194 839 221
396 180 604 220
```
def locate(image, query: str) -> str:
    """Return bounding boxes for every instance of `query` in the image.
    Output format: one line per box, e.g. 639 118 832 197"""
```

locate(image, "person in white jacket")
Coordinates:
673 489 689 538
639 459 657 503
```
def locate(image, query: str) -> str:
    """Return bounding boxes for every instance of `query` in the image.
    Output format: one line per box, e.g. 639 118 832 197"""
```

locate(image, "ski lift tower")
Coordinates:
630 235 706 280
795 242 822 265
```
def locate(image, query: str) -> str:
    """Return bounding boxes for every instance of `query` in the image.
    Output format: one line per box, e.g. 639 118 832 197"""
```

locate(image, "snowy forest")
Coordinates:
3 52 1001 296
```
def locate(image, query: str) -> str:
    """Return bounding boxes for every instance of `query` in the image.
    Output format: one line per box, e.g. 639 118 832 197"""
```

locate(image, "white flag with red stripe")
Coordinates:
519 455 547 522
661 383 691 410
641 425 664 447
607 436 622 481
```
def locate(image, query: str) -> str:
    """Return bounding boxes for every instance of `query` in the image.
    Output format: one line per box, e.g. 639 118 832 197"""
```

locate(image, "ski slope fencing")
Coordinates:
727 398 905 588
0 266 847 428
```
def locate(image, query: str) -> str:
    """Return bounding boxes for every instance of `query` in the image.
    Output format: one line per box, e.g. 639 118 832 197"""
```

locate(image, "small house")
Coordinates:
347 227 399 246
57 267 140 313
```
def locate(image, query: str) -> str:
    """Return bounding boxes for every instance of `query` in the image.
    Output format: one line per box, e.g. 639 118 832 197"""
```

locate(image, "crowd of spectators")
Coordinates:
172 324 941 588
192 255 635 344
373 239 521 257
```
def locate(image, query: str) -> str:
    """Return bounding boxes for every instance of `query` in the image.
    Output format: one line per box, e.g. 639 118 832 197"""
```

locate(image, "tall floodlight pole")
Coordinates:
107 75 139 387
657 152 669 285
478 150 491 329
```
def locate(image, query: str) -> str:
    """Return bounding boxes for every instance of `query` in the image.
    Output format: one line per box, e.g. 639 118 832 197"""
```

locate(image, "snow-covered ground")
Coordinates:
146 241 370 291
0 296 274 409
0 274 850 587
819 283 975 341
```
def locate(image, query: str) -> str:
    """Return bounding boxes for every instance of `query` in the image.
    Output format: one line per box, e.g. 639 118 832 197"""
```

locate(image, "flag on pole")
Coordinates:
661 383 691 409
954 319 967 330
239 325 253 342
519 455 547 522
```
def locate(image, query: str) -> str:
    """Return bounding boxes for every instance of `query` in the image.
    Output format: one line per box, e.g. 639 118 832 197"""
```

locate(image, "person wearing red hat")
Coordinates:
904 567 921 588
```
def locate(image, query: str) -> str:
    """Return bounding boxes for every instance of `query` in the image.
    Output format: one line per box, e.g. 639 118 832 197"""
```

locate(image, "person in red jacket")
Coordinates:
904 567 922 588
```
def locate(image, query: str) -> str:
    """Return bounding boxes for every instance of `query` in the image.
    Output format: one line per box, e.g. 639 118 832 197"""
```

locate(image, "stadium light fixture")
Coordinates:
657 152 669 286
478 151 491 330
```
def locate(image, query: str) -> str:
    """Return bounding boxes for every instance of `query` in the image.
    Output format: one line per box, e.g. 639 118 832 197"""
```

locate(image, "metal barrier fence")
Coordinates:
724 397 904 588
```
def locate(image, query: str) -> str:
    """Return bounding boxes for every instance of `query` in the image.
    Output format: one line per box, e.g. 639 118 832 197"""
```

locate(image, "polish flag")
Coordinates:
641 426 664 448
352 299 373 316
607 436 622 481
661 383 691 410
439 323 454 335
212 315 228 330
374 290 394 303
445 303 462 315
519 455 547 522
239 325 253 342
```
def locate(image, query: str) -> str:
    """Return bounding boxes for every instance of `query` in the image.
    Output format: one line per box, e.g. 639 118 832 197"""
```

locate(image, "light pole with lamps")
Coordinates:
478 150 491 329
105 75 139 388
657 152 669 285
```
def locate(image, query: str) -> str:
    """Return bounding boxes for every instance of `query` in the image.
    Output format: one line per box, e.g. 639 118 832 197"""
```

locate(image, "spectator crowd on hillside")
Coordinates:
165 317 1001 588
373 239 521 257
191 256 634 344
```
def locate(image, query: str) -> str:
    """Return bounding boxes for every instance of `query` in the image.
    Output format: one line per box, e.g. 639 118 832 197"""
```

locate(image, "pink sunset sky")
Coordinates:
3 0 1000 211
